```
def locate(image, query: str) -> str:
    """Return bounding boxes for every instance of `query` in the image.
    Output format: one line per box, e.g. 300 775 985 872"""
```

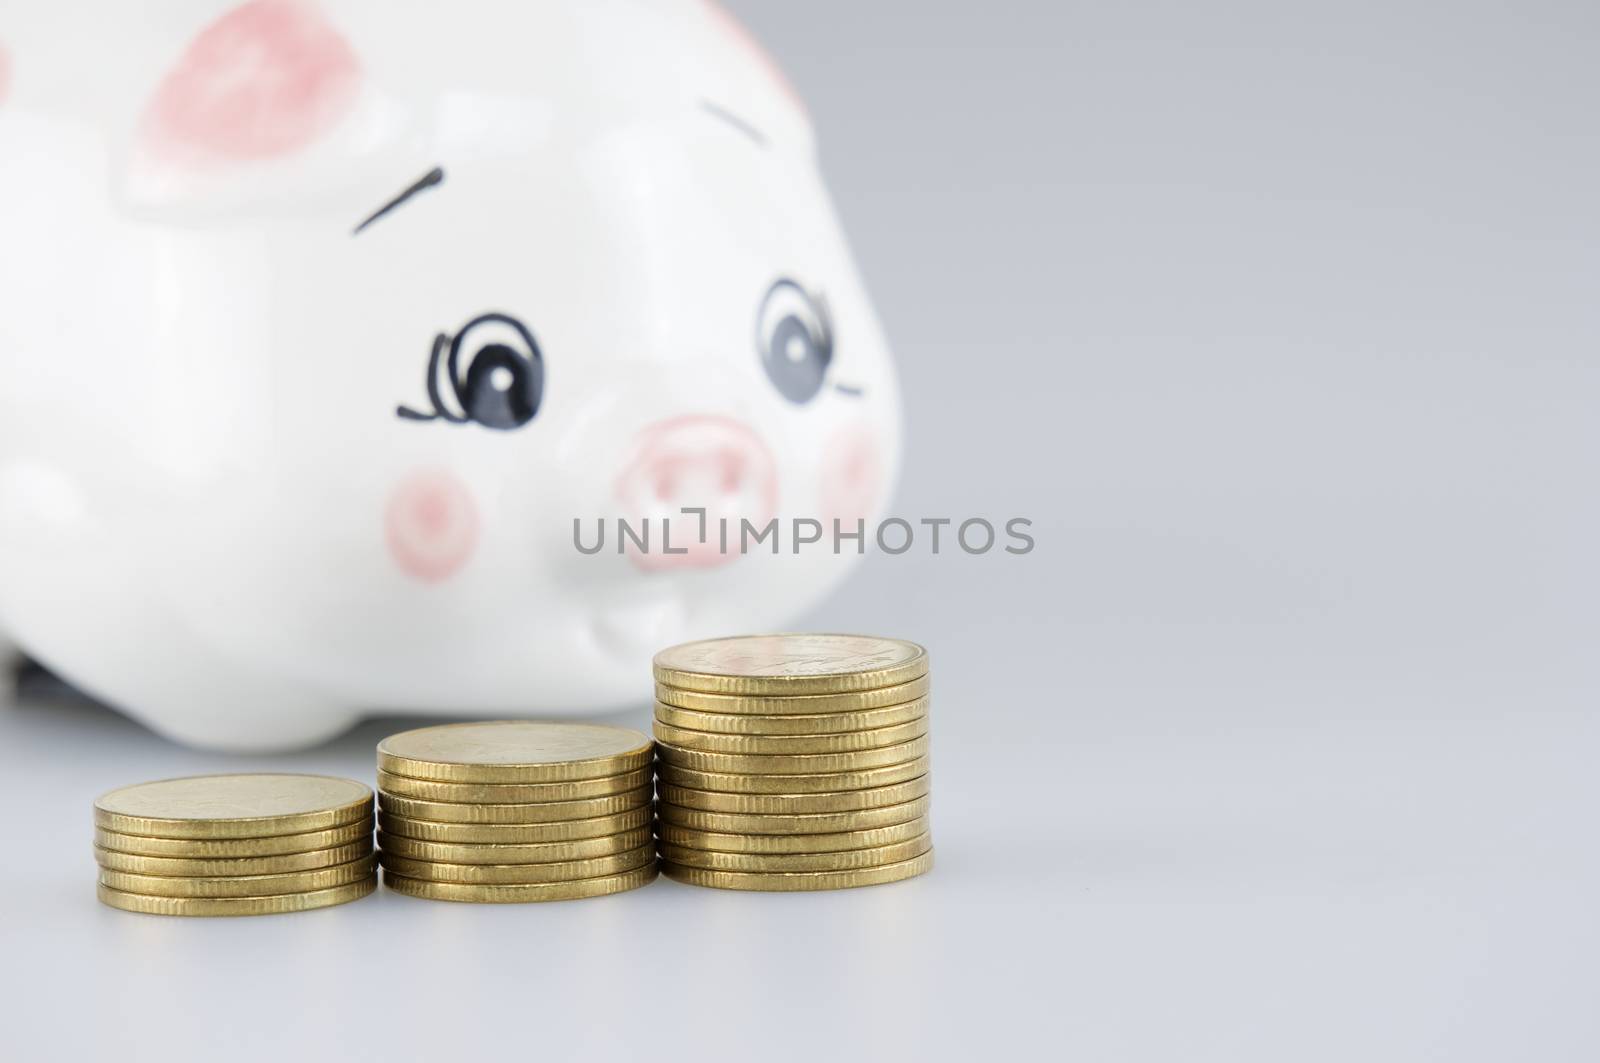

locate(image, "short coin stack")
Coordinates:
653 634 934 891
375 722 657 902
94 774 376 916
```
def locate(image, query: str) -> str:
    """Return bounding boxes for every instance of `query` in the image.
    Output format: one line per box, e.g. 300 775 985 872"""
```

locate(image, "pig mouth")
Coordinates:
587 597 692 663
613 416 779 571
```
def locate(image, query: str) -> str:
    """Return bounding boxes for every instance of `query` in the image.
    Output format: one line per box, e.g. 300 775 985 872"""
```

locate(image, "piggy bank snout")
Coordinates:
613 415 778 570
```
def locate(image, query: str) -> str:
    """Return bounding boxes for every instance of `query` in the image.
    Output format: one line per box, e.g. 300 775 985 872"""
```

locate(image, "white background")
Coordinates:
3 1 1597 1059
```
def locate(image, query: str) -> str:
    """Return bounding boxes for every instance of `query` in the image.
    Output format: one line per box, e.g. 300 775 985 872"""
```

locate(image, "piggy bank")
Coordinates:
0 1 900 749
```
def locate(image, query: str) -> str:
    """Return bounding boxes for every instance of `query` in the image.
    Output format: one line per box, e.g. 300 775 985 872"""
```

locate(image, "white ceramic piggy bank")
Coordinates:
0 0 900 749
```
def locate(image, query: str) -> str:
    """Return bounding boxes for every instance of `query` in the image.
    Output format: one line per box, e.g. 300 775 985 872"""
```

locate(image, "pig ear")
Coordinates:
138 0 361 167
699 1 806 115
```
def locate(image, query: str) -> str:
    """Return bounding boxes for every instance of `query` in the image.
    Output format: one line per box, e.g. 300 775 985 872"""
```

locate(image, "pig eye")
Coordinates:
397 313 545 431
756 279 833 404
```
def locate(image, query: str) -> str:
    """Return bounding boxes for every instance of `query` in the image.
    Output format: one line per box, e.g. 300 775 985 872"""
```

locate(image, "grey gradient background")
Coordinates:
2 1 1596 1059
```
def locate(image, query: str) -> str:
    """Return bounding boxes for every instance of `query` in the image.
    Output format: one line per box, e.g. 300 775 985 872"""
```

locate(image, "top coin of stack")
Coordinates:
375 722 658 902
94 774 377 916
652 634 934 891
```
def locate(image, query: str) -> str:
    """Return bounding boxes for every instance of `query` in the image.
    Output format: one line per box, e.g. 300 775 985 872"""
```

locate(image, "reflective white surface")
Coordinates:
2 623 1595 1060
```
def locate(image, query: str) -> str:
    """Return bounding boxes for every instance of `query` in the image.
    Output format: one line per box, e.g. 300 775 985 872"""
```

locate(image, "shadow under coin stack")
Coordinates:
653 634 935 891
94 774 376 916
375 722 657 902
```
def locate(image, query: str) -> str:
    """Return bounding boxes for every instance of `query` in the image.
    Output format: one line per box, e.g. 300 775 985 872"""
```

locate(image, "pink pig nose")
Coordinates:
614 415 779 570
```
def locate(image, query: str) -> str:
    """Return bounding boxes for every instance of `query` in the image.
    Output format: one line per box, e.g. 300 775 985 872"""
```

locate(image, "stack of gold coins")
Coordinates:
375 722 657 902
94 774 376 916
653 634 934 891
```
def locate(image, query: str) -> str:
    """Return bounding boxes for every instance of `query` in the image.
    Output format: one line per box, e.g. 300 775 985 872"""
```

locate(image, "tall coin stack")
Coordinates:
375 722 658 902
653 634 934 891
94 774 377 916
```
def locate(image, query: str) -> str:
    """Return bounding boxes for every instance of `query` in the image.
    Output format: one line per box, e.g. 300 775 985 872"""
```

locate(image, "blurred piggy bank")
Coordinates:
0 1 900 749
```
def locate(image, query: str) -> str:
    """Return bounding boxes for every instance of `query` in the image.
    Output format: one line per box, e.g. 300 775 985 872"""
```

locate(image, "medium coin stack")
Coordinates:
375 722 658 902
94 774 376 916
653 634 934 891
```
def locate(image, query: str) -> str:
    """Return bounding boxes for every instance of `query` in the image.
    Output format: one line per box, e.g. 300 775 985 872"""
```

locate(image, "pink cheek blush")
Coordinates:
140 0 361 165
819 423 886 527
0 44 11 108
385 471 480 584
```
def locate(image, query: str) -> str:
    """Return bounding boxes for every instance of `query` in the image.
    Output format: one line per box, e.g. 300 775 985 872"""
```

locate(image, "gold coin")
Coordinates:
377 826 652 865
653 718 926 755
658 795 929 835
376 767 652 803
377 722 652 783
654 675 931 715
93 819 373 858
382 865 656 903
94 774 372 839
658 834 930 873
379 845 654 885
654 634 927 695
661 849 933 891
96 878 375 917
658 817 930 854
94 841 372 877
653 696 928 735
378 788 649 825
655 735 928 775
376 806 652 844
656 757 930 795
657 775 930 815
98 854 377 898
